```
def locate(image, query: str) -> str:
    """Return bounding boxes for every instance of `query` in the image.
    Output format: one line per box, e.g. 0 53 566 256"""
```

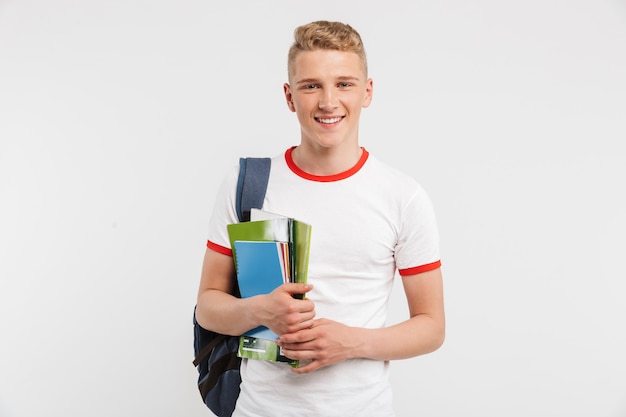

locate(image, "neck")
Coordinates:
291 144 363 176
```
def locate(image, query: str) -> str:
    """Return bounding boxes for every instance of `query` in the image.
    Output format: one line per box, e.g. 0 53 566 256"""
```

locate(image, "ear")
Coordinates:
283 83 296 112
362 78 373 108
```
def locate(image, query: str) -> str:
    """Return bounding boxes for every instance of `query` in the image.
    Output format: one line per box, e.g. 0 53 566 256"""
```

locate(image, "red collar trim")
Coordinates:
285 146 369 182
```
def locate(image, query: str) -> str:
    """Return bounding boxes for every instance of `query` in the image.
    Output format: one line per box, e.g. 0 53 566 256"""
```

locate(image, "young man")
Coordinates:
196 20 445 417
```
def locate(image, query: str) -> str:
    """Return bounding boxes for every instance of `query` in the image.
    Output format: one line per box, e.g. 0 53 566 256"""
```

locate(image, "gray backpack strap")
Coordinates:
235 157 271 222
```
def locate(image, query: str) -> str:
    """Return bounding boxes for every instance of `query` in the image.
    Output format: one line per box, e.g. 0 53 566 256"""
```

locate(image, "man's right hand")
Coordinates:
257 283 315 336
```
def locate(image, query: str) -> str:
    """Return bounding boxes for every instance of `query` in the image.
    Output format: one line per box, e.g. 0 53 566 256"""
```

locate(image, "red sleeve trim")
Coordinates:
398 260 441 276
206 240 233 257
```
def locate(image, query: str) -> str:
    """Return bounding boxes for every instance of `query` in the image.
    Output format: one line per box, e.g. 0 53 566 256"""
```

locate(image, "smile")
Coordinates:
316 116 343 124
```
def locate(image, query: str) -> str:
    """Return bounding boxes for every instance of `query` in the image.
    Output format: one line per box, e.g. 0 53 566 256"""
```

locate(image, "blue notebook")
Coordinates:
233 240 289 340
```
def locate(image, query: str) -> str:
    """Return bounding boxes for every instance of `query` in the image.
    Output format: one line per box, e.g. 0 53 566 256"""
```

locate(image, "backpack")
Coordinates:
193 157 271 417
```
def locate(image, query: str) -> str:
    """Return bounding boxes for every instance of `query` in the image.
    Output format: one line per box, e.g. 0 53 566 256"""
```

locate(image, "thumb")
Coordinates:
282 282 313 296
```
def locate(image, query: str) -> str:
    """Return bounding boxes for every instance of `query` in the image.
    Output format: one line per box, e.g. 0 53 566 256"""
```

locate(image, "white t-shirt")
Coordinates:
207 147 441 417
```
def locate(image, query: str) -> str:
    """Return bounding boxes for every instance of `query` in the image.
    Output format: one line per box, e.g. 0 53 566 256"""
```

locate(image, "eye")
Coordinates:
303 84 319 89
338 82 352 88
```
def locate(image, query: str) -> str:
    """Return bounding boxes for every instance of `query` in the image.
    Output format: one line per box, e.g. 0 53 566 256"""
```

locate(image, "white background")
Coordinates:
1 1 625 416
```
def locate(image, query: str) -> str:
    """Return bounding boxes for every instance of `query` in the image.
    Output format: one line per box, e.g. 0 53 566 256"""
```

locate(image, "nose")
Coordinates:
319 90 338 110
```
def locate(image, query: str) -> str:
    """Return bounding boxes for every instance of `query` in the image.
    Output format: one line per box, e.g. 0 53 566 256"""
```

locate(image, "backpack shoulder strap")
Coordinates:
235 157 271 222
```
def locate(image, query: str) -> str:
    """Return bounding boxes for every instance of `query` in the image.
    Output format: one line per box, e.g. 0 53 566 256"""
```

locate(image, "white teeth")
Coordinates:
317 117 342 124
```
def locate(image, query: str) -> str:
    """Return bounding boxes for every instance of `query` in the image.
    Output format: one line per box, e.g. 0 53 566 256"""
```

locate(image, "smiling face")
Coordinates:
284 49 373 152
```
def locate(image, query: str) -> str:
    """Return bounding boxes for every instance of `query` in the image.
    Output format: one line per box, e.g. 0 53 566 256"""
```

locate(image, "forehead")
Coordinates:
291 49 365 83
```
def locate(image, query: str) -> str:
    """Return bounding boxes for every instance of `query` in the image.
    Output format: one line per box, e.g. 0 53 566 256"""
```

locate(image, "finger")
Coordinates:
291 359 322 374
281 317 315 335
282 283 313 296
279 328 315 344
280 345 316 363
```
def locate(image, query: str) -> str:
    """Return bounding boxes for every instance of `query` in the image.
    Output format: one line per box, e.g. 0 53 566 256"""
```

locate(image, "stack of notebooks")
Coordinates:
227 209 312 367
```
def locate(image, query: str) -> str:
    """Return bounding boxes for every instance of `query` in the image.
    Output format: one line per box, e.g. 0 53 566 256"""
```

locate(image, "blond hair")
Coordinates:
287 20 368 81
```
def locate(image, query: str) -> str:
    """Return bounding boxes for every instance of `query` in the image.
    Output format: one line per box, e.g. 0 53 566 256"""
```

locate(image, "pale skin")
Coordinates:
196 49 445 374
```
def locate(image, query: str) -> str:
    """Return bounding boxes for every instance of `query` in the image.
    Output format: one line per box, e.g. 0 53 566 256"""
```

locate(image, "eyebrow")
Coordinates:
295 76 361 86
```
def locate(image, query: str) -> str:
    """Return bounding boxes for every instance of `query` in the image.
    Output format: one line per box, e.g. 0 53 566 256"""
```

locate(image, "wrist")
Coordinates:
243 294 266 331
350 326 370 359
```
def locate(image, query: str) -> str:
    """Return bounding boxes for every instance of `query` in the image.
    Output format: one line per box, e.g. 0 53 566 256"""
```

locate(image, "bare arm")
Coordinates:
278 268 445 373
195 248 316 336
359 267 445 359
